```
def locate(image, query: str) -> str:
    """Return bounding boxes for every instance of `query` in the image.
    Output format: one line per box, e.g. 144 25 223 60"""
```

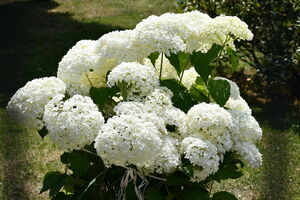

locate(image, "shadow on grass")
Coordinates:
0 0 123 107
249 101 299 200
0 0 122 198
0 110 31 200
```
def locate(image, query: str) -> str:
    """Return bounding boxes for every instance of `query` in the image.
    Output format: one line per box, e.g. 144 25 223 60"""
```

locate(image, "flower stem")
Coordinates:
159 53 163 80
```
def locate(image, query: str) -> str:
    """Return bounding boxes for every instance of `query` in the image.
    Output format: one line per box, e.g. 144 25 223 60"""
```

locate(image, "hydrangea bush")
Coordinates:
7 11 262 200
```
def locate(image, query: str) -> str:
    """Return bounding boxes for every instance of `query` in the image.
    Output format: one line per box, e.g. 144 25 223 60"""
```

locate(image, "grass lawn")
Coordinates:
0 0 299 200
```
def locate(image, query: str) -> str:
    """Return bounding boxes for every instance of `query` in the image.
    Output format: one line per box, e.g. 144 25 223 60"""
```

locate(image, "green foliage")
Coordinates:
148 52 160 67
190 44 222 83
207 79 230 107
226 47 239 70
38 126 48 139
40 171 66 197
160 79 196 112
210 152 244 182
145 188 164 200
90 86 119 107
178 0 300 102
166 51 191 77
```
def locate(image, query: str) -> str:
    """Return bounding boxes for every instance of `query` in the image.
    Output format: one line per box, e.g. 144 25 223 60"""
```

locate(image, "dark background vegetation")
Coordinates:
0 0 299 199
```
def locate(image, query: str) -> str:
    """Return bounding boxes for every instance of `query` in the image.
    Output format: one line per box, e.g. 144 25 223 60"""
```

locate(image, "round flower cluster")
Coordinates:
43 94 104 151
7 11 261 185
56 11 253 97
7 77 66 130
107 62 159 100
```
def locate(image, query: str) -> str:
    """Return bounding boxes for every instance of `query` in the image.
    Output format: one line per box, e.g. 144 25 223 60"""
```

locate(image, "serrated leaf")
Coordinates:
190 44 222 83
160 79 196 112
145 188 164 200
148 52 160 67
166 51 190 77
40 171 66 197
38 126 48 139
207 79 230 107
213 191 238 200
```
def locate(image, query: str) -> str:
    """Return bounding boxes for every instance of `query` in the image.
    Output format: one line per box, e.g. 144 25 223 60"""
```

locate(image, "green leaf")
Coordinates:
148 52 160 67
167 171 190 186
175 186 210 200
190 44 222 83
125 182 138 200
166 51 190 77
213 191 238 200
69 153 91 177
38 126 48 139
145 188 164 200
207 79 230 107
60 152 71 164
210 153 244 182
179 159 194 177
227 48 239 70
160 79 196 113
51 192 67 200
194 77 209 96
90 86 118 107
40 171 66 197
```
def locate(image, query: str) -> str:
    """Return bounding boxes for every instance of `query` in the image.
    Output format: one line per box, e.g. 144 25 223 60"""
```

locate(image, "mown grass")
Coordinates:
0 0 299 200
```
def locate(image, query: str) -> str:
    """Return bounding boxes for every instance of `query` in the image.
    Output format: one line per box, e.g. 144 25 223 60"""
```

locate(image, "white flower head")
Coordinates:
181 136 220 181
7 77 66 130
233 142 262 168
225 97 252 115
135 11 212 54
44 94 104 151
186 103 233 152
94 115 162 168
107 62 159 100
143 87 173 116
57 40 105 96
229 110 262 143
147 136 181 174
199 16 253 48
163 107 188 137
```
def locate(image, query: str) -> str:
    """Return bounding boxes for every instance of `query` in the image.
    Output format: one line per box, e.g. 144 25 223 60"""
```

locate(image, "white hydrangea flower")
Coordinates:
7 77 66 130
94 115 162 168
163 107 188 137
186 103 233 153
199 16 253 48
225 97 252 115
57 40 105 96
147 136 181 174
113 101 167 134
143 87 173 115
135 11 212 55
181 136 220 181
229 110 262 143
96 30 147 64
107 62 159 100
181 68 199 89
233 142 262 168
43 94 104 151
214 77 240 99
